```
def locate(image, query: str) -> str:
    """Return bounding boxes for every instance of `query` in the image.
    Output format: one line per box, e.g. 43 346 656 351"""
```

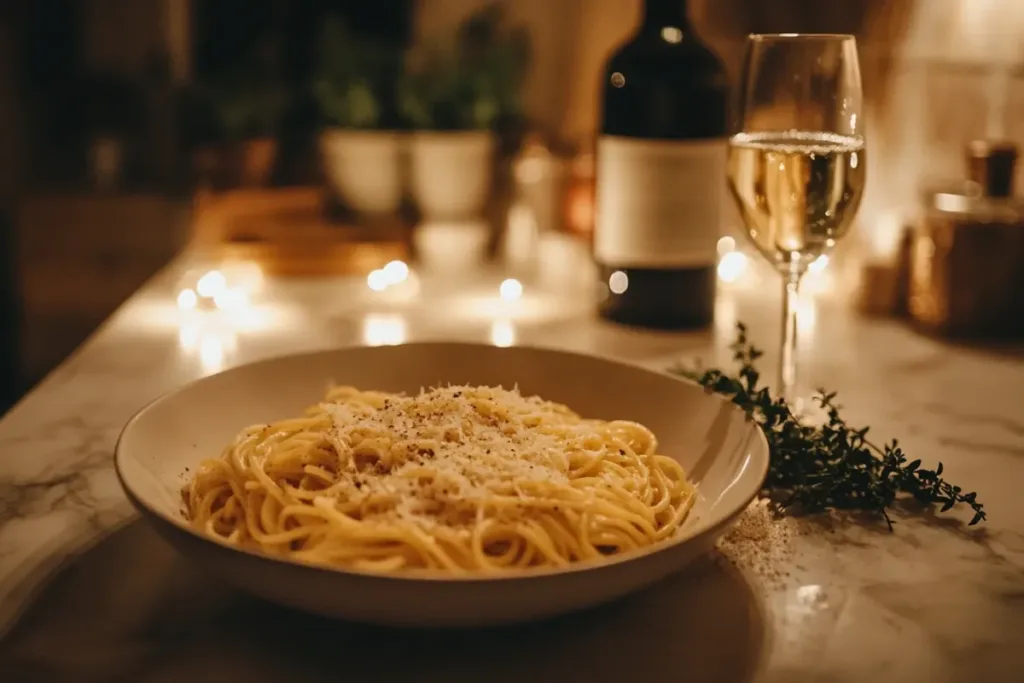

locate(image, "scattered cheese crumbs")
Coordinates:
715 499 805 587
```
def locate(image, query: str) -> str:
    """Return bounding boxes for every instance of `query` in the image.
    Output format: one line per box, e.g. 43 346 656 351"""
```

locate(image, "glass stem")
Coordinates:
779 273 803 405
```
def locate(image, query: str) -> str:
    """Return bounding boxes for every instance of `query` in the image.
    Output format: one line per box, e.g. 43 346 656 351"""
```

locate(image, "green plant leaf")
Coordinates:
397 2 530 131
312 16 402 130
668 323 987 530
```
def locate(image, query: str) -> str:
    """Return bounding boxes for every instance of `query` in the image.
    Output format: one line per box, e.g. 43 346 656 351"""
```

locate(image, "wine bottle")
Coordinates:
594 0 728 329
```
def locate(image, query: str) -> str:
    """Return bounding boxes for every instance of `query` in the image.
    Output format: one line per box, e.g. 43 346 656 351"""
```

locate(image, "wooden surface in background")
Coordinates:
189 188 410 277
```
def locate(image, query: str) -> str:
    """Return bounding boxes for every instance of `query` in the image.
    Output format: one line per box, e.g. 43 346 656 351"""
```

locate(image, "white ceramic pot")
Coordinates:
319 129 404 216
409 131 496 221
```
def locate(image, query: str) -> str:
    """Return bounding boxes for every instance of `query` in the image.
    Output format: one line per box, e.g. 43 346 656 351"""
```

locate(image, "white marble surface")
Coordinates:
0 243 1022 683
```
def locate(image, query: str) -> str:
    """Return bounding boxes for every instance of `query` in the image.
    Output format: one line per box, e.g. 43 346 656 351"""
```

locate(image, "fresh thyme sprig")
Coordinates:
672 323 986 529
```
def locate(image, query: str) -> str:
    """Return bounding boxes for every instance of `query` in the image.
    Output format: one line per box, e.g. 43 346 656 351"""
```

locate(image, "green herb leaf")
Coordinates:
670 323 987 530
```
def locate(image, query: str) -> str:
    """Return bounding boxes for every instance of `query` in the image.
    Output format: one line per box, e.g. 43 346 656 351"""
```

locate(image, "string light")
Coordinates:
177 288 198 310
608 270 629 294
499 278 524 301
367 260 411 292
717 251 748 282
196 270 227 298
172 262 273 374
183 268 256 312
661 26 682 43
382 260 409 284
367 269 389 292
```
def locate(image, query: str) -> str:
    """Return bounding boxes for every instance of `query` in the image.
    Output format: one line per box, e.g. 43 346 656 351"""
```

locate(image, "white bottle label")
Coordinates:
594 135 726 267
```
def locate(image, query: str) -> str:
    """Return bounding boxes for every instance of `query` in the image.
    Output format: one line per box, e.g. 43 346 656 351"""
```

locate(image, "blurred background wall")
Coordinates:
0 0 1022 410
414 0 1024 256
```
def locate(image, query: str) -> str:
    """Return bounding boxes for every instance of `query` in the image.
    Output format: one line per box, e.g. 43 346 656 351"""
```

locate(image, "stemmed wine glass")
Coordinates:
727 34 865 408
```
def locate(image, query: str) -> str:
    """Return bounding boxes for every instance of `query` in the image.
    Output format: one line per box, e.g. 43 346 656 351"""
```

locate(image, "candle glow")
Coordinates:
499 279 524 302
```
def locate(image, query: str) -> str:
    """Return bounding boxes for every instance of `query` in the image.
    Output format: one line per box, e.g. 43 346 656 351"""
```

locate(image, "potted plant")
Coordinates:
400 3 530 222
192 51 287 189
313 18 405 217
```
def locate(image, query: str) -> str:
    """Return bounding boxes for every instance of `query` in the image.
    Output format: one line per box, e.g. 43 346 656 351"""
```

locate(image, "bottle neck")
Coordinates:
642 0 690 32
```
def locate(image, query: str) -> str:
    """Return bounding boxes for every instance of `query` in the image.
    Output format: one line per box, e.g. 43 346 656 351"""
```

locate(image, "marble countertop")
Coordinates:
0 241 1022 683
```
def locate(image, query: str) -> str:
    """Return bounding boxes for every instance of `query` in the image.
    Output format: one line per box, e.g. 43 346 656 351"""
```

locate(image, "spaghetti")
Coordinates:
182 384 696 574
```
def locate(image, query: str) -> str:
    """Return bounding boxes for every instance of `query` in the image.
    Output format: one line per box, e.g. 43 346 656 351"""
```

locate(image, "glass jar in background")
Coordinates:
909 140 1024 339
564 144 595 241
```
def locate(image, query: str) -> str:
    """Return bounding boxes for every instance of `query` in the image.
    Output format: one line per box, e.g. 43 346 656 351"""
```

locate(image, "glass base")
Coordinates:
786 394 829 426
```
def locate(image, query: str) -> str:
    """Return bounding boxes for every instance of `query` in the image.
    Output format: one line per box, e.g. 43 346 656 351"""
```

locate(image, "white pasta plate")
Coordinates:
115 342 769 627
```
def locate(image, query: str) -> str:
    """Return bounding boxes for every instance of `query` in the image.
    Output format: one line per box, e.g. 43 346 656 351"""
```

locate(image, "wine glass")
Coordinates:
727 34 865 407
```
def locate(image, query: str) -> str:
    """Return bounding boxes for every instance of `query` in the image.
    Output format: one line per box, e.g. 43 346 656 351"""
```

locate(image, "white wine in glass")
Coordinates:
728 131 865 267
727 35 865 406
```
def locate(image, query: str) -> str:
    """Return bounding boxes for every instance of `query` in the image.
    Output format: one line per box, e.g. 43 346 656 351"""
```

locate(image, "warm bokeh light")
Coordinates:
179 284 251 312
803 254 836 296
196 270 227 298
177 288 198 310
213 287 248 311
367 269 389 292
178 321 200 350
383 260 409 284
490 320 515 348
178 262 265 314
717 236 736 256
199 334 227 372
717 251 748 283
809 254 830 273
168 261 287 374
866 211 905 260
499 278 524 301
450 288 567 325
177 317 238 374
368 261 412 293
362 314 407 346
225 260 265 294
798 296 818 335
608 270 629 294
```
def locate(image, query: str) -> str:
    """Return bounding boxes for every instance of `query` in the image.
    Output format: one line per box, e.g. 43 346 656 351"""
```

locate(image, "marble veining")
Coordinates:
0 253 1022 682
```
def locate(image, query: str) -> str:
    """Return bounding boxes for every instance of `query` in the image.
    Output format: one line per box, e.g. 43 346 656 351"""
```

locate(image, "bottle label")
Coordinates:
594 136 726 267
